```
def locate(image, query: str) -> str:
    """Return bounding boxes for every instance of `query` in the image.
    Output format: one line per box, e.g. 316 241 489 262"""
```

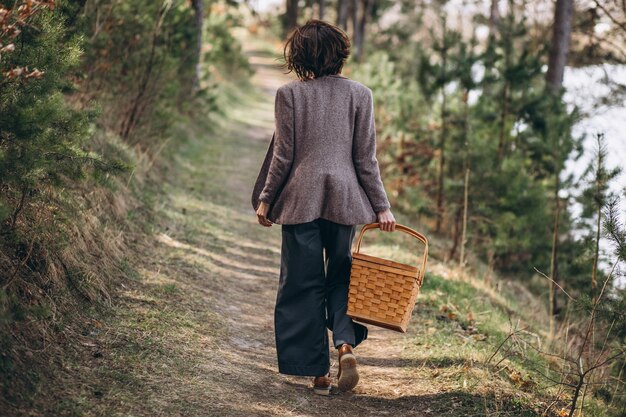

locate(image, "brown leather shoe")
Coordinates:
337 344 359 391
313 373 331 395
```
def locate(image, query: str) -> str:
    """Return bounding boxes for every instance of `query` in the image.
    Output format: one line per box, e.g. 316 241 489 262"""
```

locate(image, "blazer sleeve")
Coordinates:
352 87 391 213
258 86 295 205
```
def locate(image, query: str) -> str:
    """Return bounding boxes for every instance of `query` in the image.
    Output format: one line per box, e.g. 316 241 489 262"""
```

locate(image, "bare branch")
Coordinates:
534 267 574 300
594 0 626 33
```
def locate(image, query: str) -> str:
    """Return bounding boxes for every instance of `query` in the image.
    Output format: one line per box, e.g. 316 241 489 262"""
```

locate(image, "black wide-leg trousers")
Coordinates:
275 217 368 377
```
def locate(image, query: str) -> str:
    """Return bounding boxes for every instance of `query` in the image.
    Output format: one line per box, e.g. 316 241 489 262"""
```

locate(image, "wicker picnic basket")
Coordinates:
347 222 429 333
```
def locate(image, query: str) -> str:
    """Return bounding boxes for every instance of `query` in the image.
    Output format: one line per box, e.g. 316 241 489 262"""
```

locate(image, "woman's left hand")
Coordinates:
256 201 273 227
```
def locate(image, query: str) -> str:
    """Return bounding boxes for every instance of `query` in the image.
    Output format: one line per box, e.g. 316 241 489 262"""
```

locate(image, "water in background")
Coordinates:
563 64 626 286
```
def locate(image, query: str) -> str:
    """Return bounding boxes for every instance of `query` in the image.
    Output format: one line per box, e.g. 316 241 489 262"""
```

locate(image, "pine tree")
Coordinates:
0 2 95 234
416 2 461 234
576 133 622 299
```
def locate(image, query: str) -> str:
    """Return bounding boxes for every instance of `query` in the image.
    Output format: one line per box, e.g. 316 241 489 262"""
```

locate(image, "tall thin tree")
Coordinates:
191 0 204 95
337 0 348 29
578 133 621 302
351 0 360 56
353 0 373 61
546 0 574 91
285 0 299 36
435 12 449 233
489 0 501 36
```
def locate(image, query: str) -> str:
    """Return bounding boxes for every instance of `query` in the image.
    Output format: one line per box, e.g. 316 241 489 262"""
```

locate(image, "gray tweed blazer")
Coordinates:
250 74 391 226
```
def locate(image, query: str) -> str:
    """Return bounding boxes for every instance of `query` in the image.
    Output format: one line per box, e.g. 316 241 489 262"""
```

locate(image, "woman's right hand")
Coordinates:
256 201 273 227
376 208 396 232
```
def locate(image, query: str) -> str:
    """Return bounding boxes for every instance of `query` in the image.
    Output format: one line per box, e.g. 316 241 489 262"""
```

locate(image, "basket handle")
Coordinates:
354 223 429 286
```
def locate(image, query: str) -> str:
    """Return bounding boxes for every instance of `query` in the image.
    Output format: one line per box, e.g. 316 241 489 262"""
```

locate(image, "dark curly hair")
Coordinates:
282 19 351 81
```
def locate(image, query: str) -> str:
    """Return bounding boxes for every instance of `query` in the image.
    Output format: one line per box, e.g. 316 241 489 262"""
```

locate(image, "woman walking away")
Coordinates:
251 19 396 395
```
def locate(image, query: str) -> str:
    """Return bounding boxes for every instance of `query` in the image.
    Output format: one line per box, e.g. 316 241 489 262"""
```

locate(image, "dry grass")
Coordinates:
0 107 188 414
1 24 615 417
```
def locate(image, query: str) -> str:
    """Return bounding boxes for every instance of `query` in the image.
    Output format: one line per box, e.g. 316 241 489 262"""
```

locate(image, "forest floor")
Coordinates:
46 28 567 417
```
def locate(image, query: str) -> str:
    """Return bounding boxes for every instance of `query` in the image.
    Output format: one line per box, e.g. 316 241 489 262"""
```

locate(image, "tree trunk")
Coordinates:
460 168 470 268
319 0 325 19
449 205 462 261
496 16 511 163
351 0 361 59
285 0 299 36
120 1 170 140
337 0 348 29
459 88 470 268
546 0 574 91
549 173 561 336
591 138 603 304
353 0 372 61
435 15 448 233
489 0 501 36
496 82 509 161
191 0 204 95
568 374 584 417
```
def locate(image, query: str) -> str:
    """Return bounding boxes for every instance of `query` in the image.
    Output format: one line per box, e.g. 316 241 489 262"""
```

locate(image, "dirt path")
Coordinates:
72 29 527 417
162 30 423 416
127 32 438 416
49 24 565 417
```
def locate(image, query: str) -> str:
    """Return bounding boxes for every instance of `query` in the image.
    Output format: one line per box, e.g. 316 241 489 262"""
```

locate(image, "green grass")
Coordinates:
397 271 575 415
9 27 616 417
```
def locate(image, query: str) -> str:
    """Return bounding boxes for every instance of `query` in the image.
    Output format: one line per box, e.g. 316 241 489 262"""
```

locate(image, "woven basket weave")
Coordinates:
347 223 429 333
